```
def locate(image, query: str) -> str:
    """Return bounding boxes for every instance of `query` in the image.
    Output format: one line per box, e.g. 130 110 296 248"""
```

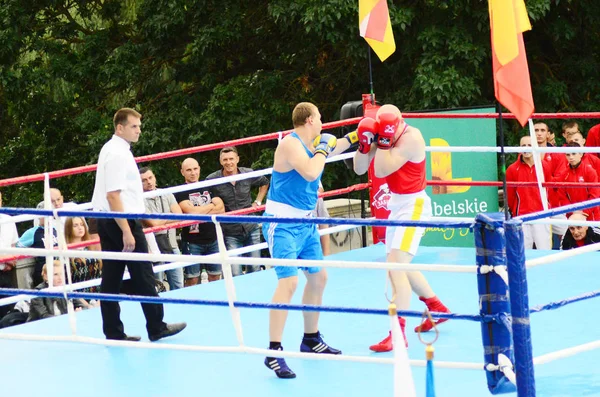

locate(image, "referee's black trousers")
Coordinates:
98 218 166 339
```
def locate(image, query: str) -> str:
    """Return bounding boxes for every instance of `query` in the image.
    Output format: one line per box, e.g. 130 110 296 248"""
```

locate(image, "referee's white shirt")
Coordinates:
92 135 145 214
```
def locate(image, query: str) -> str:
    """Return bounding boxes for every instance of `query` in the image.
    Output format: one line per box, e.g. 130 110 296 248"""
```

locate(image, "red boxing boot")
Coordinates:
369 317 408 352
414 296 451 333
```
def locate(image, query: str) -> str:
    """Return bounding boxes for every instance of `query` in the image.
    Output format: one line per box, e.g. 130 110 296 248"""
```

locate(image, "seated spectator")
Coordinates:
561 212 600 250
50 188 101 251
17 202 58 287
65 217 102 294
27 261 89 322
0 190 19 318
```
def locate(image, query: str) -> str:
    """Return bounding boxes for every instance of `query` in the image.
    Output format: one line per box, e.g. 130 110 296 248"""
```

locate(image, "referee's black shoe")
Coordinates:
149 322 187 342
108 334 142 342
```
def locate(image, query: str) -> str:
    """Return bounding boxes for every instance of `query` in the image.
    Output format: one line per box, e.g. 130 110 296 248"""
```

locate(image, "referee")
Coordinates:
91 108 186 342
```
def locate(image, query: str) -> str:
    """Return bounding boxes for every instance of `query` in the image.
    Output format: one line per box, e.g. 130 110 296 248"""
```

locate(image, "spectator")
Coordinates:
27 261 88 322
312 183 331 256
562 121 581 145
561 212 600 250
585 123 600 158
206 147 269 276
505 136 552 249
49 188 101 251
17 202 58 287
566 131 600 176
139 166 184 290
535 122 569 249
174 158 225 285
64 217 102 294
0 190 19 318
556 142 600 221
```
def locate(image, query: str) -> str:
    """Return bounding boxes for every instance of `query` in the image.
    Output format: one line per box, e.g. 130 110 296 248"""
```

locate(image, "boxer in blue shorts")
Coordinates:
262 102 358 379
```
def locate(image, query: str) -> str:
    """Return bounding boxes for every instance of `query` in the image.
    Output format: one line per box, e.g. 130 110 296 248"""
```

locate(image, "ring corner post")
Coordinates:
474 212 517 395
505 218 536 397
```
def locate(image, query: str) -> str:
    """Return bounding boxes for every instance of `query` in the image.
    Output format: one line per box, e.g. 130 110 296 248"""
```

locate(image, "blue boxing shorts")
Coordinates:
262 213 323 279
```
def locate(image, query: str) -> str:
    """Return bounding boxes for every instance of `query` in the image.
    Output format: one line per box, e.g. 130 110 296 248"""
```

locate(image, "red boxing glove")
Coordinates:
376 112 400 150
357 117 379 154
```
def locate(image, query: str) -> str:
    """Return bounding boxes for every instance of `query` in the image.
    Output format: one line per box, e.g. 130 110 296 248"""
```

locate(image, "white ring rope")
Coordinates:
533 339 600 365
525 242 600 269
0 333 483 370
0 246 477 274
0 152 355 226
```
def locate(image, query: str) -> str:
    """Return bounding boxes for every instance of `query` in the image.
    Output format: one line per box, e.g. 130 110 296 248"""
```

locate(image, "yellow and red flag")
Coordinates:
489 0 535 126
359 0 395 62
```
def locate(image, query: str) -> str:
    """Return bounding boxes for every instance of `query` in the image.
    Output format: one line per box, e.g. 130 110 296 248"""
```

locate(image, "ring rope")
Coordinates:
526 242 600 268
533 340 600 366
530 290 600 313
0 207 476 229
0 222 362 306
3 110 598 188
0 288 482 322
0 246 479 274
0 333 484 370
0 182 370 263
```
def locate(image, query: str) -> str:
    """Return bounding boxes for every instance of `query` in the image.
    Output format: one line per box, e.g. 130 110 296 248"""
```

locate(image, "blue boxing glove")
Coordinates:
313 133 338 157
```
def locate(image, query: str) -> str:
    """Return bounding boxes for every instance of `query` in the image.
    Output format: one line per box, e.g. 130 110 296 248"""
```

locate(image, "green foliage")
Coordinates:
0 0 599 209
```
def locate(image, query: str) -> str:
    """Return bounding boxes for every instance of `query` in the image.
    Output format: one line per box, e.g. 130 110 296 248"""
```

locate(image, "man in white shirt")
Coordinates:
91 108 186 342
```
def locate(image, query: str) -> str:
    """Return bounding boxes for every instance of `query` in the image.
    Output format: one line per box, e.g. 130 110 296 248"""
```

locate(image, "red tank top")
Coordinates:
386 159 427 194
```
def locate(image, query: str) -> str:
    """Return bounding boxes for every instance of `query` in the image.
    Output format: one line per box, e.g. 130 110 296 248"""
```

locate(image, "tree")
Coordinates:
0 0 599 210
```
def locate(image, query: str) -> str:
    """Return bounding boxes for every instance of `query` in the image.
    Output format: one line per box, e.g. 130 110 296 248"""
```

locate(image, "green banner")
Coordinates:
410 107 498 247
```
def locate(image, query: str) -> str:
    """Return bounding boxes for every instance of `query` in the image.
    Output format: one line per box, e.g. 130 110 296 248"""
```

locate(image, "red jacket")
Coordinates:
585 124 600 158
555 161 600 220
543 151 568 208
506 155 551 216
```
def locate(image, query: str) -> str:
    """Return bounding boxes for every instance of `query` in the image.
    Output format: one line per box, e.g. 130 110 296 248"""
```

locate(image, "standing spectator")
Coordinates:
555 142 600 221
206 147 269 276
566 131 600 176
561 212 600 249
562 121 581 144
506 136 552 249
174 158 225 285
0 191 19 318
535 121 569 249
139 166 184 290
585 123 600 158
91 107 186 342
312 183 331 256
64 217 102 294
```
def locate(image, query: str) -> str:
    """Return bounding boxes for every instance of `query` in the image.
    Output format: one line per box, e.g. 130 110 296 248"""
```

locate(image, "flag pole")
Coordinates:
367 45 375 105
496 102 510 221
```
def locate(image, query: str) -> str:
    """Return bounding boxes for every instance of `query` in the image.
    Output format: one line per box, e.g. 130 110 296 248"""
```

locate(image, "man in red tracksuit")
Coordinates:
585 123 600 159
535 122 569 249
556 142 600 220
506 136 552 249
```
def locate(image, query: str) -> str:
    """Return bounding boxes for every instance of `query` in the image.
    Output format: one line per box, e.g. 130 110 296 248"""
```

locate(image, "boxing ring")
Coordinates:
0 111 600 397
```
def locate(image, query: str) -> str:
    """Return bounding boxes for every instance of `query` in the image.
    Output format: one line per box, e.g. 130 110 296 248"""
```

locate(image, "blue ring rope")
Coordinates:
515 197 600 223
0 288 484 321
0 207 474 229
530 289 600 313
